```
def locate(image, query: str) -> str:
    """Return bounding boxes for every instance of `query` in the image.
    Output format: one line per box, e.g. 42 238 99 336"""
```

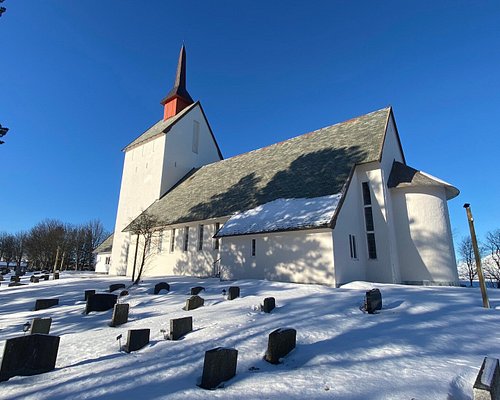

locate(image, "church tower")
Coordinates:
108 46 223 276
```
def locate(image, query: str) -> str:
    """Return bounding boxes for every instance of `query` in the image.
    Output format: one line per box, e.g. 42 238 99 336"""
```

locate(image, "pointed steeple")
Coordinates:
161 45 194 120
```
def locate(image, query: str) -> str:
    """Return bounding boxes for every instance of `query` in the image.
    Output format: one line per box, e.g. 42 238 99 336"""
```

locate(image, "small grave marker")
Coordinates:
10 276 20 283
30 275 39 283
227 286 240 300
264 328 296 364
190 286 205 296
365 289 382 314
200 347 238 390
85 293 118 314
124 329 150 353
154 282 170 294
54 272 59 280
262 297 276 313
0 275 3 281
84 290 96 301
34 299 59 311
30 318 52 335
43 275 49 281
168 316 193 340
183 295 204 311
0 334 60 382
119 290 129 297
110 303 129 327
473 357 500 400
109 283 126 293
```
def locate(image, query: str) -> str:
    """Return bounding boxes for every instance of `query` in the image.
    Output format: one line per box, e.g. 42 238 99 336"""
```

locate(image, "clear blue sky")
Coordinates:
1 1 499 245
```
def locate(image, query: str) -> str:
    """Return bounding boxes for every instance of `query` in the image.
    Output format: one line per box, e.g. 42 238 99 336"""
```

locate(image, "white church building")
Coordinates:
95 46 460 287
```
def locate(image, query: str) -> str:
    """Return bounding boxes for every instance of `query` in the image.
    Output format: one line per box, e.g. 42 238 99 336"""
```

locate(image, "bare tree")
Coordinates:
128 212 160 285
484 229 500 288
12 231 27 274
2 234 15 268
458 236 477 287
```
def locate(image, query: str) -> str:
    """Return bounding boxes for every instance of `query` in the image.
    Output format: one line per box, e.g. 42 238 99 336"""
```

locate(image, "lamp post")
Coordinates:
463 203 489 308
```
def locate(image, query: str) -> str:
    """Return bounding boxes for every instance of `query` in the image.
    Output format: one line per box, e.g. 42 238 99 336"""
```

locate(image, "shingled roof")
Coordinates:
93 233 114 254
125 107 392 231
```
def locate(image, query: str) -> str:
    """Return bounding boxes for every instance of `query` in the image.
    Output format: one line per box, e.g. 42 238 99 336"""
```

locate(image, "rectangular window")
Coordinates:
198 224 204 251
105 256 111 265
362 182 372 205
367 233 377 259
183 226 189 252
362 181 377 259
251 239 256 257
364 207 374 231
192 121 200 154
170 229 176 253
158 230 163 253
214 222 221 250
349 235 357 259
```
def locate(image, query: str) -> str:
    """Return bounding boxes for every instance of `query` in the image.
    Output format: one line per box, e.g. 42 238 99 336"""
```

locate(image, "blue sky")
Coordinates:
1 1 499 245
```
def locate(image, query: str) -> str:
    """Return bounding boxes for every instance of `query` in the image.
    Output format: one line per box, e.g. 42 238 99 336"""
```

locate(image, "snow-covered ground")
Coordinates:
0 273 499 400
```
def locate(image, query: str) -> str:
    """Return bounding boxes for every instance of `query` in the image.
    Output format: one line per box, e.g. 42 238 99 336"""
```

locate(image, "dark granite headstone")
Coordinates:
84 289 96 301
30 318 52 335
190 286 205 295
365 289 382 314
110 303 129 327
30 275 39 283
473 357 500 400
154 282 170 294
227 286 240 300
200 347 238 390
169 316 193 340
43 275 49 281
10 276 20 283
0 334 60 382
109 283 126 293
183 295 204 311
262 297 276 313
0 275 3 281
54 272 59 280
124 329 150 353
34 299 59 311
264 328 296 364
85 293 118 314
119 290 129 297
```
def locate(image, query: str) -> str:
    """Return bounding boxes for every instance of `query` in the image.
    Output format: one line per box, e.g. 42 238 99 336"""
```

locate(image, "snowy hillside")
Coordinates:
0 273 499 399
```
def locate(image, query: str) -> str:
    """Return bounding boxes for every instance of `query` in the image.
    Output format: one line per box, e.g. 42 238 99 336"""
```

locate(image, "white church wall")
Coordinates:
391 186 459 284
95 252 111 274
220 229 335 286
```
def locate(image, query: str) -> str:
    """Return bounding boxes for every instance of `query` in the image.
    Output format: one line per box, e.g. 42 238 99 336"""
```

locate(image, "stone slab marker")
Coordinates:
263 297 276 313
264 328 297 364
124 329 150 353
473 357 500 400
43 275 49 281
34 299 59 311
30 318 52 334
365 288 382 314
10 276 20 283
227 286 240 300
169 316 193 340
109 283 126 293
54 272 59 280
110 303 129 327
84 289 96 301
200 347 238 390
0 334 60 382
154 282 170 294
85 293 117 314
183 295 204 311
190 286 205 295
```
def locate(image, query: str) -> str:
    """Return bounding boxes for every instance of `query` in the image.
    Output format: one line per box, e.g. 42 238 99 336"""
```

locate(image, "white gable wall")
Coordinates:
95 252 111 274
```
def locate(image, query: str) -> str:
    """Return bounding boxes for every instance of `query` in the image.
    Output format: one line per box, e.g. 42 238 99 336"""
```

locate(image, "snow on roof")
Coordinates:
215 194 342 237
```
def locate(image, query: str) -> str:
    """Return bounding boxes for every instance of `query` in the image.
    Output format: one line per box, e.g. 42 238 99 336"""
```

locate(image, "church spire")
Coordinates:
161 45 194 120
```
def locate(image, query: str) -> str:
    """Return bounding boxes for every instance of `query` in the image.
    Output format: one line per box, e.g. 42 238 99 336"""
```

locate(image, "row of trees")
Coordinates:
0 219 109 272
458 229 500 287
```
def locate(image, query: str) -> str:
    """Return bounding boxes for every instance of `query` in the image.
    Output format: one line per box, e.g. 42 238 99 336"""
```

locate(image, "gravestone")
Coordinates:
124 329 150 353
119 290 129 297
264 328 296 364
0 275 3 281
54 272 59 280
227 286 240 300
365 289 382 314
262 297 276 313
110 303 129 327
0 334 60 382
10 275 20 283
34 299 59 311
30 318 52 335
109 283 126 293
154 282 170 294
168 316 193 340
473 357 500 400
84 289 96 301
200 347 238 390
183 295 204 311
190 286 205 296
9 282 26 287
85 293 117 314
30 275 38 283
43 275 49 281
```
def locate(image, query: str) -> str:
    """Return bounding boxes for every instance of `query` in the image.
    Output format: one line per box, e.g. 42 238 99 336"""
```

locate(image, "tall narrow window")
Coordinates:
251 239 256 257
362 182 377 259
183 226 190 252
170 228 176 253
157 230 163 253
192 121 200 154
198 224 204 251
349 234 357 259
213 222 221 250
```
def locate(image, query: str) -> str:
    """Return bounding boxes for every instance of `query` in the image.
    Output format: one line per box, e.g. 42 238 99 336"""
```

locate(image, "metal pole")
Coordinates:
463 203 489 308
